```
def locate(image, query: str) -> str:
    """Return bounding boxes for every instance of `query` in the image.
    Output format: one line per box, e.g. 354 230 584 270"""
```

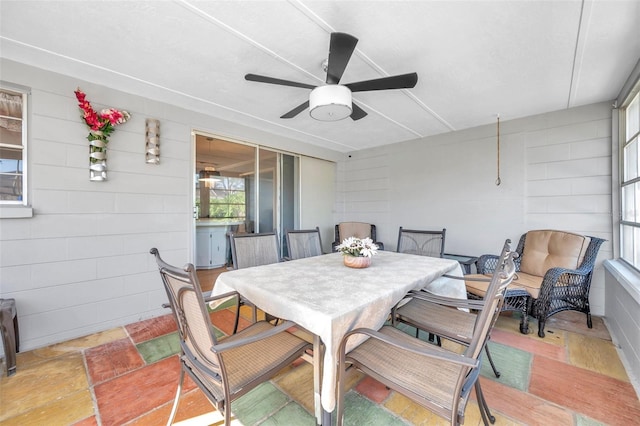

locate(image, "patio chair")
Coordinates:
150 248 311 426
229 232 282 323
229 232 281 269
465 230 605 337
397 227 446 257
392 240 516 380
336 240 517 426
332 221 385 250
285 227 324 260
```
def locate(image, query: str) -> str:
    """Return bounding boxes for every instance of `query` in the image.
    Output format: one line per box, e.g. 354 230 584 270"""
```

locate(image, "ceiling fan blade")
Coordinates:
350 103 368 121
280 100 310 119
245 73 316 90
326 32 358 84
345 72 418 92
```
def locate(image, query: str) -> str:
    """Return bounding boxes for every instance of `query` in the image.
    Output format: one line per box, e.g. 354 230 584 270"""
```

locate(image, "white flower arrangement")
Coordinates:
335 237 379 258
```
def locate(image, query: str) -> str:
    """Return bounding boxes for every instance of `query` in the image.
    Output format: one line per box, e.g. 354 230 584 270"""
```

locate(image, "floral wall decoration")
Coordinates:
74 88 130 181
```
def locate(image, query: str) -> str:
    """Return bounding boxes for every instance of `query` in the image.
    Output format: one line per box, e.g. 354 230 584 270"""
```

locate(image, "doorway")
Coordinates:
194 134 299 267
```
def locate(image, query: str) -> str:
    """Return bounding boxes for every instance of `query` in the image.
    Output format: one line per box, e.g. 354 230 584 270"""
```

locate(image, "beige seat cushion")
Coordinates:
467 230 590 300
465 272 544 299
520 230 589 277
338 222 372 240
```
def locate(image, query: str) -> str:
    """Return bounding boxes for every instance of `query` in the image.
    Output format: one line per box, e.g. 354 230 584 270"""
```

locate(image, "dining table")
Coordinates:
210 250 465 425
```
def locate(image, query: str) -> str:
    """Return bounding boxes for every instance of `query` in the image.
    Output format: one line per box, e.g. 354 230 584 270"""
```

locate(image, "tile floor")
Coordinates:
1 292 639 425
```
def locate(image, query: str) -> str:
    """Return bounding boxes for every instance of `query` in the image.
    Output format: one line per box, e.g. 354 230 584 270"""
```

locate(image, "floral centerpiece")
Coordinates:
74 88 130 181
335 236 379 268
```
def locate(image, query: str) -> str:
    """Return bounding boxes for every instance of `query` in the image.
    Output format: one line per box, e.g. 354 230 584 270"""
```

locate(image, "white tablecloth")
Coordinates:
211 251 464 412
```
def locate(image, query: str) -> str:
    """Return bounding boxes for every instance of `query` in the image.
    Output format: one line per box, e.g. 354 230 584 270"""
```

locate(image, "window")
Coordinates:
196 175 246 221
0 85 27 206
621 90 640 270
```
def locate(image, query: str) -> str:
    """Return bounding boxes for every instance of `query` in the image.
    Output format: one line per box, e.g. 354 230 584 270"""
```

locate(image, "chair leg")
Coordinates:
475 380 496 425
484 345 500 378
167 368 185 426
224 400 231 426
587 311 593 329
538 320 546 338
519 297 531 334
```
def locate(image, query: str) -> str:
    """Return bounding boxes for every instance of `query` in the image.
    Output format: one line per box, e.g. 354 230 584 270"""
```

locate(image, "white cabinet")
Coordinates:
196 226 227 269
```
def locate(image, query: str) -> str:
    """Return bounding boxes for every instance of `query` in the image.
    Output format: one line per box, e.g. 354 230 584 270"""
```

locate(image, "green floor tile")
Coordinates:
232 382 290 425
208 297 237 312
258 401 316 426
211 325 225 339
335 391 409 426
481 341 532 391
136 332 180 364
576 414 605 426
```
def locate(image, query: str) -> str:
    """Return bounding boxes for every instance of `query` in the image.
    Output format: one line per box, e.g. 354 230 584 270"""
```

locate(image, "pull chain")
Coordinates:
495 115 501 186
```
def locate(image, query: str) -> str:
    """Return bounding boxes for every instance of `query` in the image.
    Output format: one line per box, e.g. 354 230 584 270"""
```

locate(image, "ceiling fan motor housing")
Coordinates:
309 85 352 121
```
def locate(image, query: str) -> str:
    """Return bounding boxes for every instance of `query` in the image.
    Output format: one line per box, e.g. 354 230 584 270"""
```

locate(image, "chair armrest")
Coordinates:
212 320 298 353
162 290 240 309
476 254 500 274
203 290 240 304
538 266 593 298
340 327 477 369
407 290 486 310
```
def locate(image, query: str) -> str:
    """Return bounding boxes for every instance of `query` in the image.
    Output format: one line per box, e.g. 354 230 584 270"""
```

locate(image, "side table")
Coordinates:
443 253 478 274
0 298 19 376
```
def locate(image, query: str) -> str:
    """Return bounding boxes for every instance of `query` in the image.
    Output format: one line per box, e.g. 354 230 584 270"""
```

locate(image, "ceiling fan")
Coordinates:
245 32 418 121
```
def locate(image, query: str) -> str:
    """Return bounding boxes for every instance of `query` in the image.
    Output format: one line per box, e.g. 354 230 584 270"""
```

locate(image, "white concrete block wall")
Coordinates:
0 59 341 351
604 262 640 396
336 102 612 315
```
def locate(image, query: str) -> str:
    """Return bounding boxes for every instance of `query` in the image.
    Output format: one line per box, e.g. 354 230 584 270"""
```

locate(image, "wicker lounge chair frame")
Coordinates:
472 232 605 337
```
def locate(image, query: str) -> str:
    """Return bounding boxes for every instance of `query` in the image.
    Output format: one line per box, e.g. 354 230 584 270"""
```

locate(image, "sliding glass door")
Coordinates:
194 134 299 264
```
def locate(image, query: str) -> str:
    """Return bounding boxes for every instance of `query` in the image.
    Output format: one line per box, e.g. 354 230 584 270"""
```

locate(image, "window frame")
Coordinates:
0 82 31 217
620 84 640 272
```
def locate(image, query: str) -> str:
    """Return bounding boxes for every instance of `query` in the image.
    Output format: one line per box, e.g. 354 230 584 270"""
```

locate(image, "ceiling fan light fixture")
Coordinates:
198 169 221 181
309 85 352 121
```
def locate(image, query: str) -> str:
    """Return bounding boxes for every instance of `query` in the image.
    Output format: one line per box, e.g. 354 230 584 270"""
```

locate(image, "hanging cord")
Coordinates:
495 114 501 186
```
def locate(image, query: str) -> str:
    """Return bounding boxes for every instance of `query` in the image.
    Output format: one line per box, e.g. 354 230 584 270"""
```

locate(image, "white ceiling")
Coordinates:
1 1 639 153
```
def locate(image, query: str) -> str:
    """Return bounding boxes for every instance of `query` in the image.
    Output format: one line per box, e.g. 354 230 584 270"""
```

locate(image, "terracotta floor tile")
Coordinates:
480 377 574 425
529 355 640 425
86 337 145 385
490 328 566 362
94 355 183 426
126 388 215 425
566 332 630 381
209 308 251 336
355 376 391 404
125 314 177 344
71 415 98 426
5 307 636 426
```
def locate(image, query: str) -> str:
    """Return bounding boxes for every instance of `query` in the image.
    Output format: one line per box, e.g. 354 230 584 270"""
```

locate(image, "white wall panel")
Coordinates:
0 59 341 351
336 102 612 315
